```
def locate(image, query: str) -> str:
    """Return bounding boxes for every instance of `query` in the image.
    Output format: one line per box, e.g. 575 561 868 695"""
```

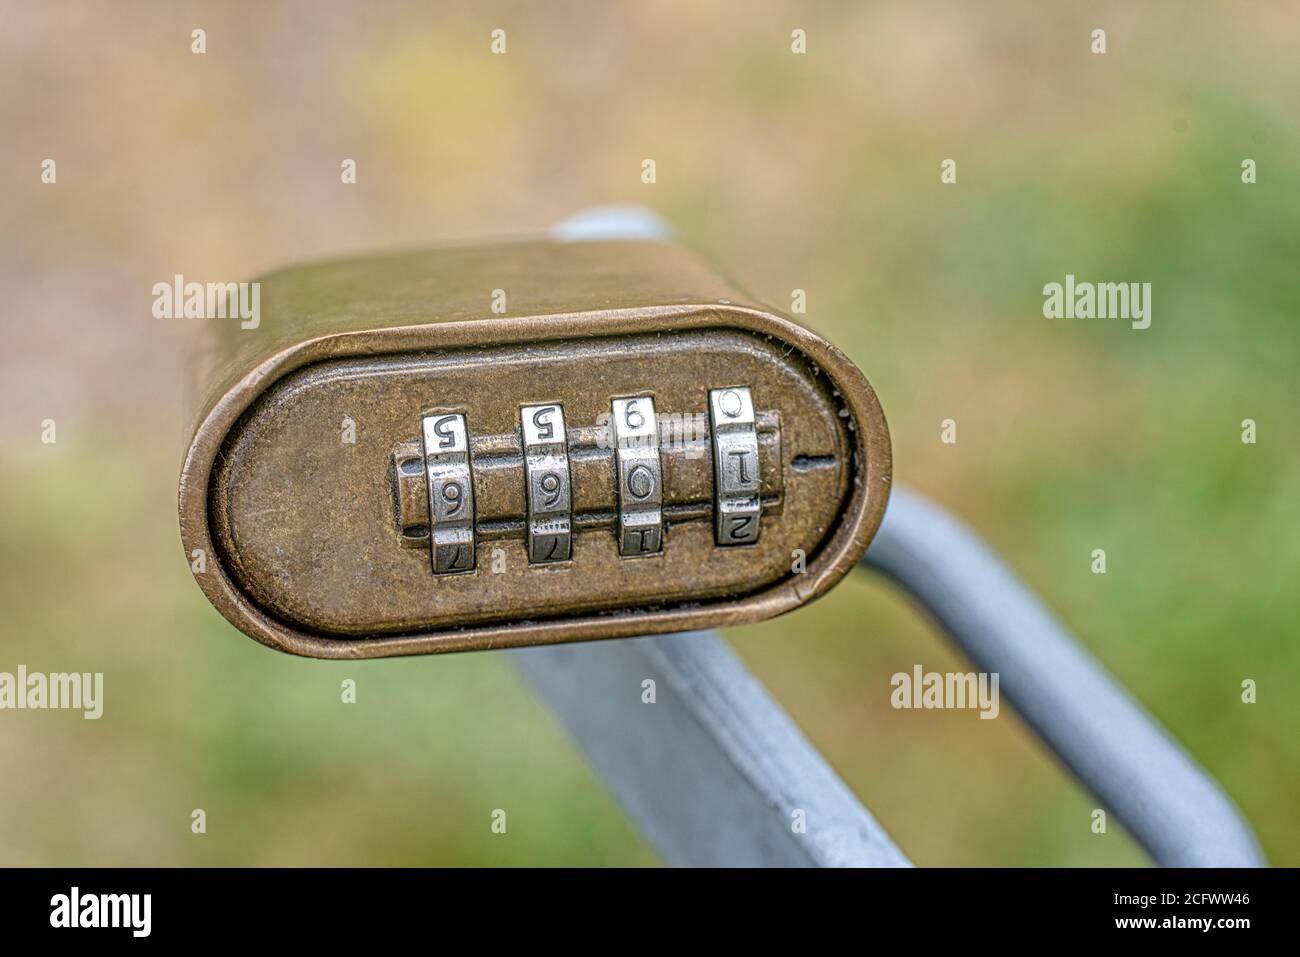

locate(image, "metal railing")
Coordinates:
513 208 1265 867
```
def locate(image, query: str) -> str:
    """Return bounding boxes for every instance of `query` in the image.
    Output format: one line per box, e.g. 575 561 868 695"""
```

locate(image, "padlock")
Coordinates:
178 237 891 657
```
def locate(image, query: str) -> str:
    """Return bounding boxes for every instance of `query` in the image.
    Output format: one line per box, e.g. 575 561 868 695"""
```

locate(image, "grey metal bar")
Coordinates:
550 204 672 243
520 204 905 867
533 205 1261 866
512 634 911 867
862 485 1266 867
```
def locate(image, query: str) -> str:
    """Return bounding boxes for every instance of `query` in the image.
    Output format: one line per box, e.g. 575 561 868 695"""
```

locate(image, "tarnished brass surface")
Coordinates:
178 238 891 658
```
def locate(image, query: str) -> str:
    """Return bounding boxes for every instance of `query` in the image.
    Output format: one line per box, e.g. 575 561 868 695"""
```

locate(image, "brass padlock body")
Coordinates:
179 239 891 657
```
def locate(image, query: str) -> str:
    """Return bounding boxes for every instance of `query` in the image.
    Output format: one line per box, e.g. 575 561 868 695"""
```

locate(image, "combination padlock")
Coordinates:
178 237 891 657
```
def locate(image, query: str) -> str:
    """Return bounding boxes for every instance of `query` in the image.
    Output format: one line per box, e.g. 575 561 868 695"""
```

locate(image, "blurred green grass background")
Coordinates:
0 1 1295 865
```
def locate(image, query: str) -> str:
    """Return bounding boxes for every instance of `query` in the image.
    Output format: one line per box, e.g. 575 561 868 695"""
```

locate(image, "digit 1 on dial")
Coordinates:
421 412 476 574
708 386 761 546
520 403 573 563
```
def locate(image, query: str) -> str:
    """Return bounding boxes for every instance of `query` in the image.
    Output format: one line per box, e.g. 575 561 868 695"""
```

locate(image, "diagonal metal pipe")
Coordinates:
862 485 1265 867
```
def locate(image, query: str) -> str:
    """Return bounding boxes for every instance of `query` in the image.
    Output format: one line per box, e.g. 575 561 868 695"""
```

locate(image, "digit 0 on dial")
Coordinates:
610 396 663 557
520 403 573 563
421 412 476 574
